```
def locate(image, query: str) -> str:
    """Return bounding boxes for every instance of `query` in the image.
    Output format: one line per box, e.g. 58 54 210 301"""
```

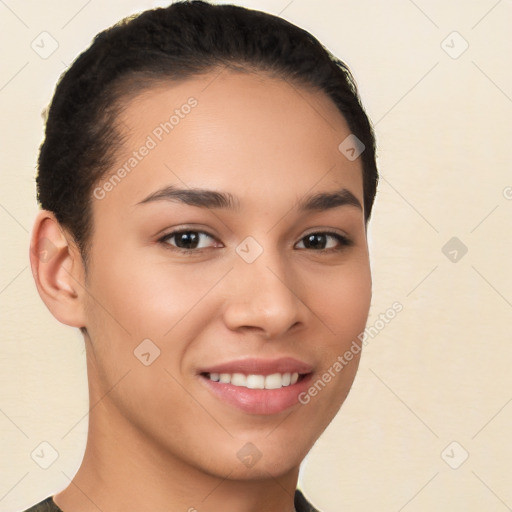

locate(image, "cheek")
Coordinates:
301 259 372 343
84 248 233 382
88 245 218 333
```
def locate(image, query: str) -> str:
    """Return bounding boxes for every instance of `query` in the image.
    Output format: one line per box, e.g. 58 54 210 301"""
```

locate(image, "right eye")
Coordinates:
158 229 221 254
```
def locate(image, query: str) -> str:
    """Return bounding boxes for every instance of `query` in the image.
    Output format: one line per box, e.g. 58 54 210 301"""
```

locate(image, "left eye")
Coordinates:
295 232 349 251
160 230 218 251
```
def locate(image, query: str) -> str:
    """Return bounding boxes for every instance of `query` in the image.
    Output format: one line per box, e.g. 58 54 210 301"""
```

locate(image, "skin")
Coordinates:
30 69 372 512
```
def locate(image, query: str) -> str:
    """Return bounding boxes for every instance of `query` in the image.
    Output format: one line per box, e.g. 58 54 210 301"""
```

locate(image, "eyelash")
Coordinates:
157 229 353 255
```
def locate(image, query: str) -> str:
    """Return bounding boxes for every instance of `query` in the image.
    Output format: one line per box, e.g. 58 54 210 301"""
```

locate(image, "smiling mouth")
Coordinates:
198 358 314 414
200 371 309 390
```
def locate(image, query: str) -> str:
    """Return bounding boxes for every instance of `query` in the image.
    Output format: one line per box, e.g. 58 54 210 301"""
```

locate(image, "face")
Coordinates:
82 69 372 479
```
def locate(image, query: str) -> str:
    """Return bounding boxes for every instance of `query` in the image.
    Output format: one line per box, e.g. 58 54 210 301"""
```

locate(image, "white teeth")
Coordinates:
265 373 283 389
246 374 265 389
206 371 301 389
231 373 246 386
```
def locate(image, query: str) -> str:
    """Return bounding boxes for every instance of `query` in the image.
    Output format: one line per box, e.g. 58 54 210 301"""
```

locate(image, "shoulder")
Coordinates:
295 488 323 512
18 496 63 512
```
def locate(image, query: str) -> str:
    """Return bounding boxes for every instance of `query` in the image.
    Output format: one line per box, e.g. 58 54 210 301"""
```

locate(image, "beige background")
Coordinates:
1 0 511 511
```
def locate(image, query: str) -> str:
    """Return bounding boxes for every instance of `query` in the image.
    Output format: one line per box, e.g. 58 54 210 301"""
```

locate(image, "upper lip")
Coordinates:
197 357 314 376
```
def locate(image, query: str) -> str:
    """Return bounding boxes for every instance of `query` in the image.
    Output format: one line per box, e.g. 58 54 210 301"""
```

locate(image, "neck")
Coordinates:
53 385 299 512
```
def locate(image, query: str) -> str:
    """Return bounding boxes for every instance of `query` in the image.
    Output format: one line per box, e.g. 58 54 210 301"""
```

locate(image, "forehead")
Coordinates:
94 69 363 217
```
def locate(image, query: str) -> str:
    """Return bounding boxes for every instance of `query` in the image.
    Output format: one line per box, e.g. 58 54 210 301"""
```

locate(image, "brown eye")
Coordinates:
160 230 218 252
296 232 352 251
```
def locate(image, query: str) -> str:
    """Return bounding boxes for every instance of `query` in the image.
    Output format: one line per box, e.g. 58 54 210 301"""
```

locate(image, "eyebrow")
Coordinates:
135 185 362 212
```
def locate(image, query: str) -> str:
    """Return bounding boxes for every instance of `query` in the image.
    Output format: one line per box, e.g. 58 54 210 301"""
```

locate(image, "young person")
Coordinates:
26 1 378 511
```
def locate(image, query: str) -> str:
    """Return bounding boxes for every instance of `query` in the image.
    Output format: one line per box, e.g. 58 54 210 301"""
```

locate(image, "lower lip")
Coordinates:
199 374 313 415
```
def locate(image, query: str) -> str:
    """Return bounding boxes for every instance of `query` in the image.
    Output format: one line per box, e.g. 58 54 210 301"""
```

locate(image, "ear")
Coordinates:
29 210 87 328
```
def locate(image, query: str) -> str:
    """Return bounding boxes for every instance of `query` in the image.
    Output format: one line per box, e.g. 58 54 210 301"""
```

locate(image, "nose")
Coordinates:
221 248 305 339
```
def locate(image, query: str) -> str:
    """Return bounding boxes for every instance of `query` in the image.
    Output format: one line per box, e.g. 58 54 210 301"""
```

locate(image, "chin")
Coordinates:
189 440 308 481
219 456 301 481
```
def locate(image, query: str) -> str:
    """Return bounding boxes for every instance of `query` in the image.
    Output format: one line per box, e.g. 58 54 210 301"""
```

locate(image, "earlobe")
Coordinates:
29 210 87 328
